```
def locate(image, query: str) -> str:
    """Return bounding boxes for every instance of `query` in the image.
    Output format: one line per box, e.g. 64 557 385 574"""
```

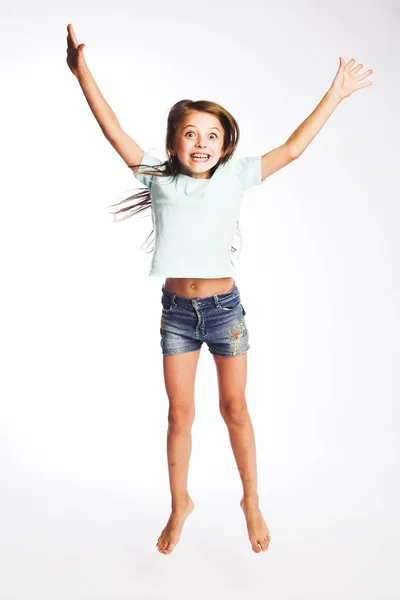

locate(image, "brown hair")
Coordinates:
106 99 243 263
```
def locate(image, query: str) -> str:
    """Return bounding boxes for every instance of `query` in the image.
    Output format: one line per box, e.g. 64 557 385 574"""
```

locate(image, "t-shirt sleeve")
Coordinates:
133 149 164 188
235 156 264 191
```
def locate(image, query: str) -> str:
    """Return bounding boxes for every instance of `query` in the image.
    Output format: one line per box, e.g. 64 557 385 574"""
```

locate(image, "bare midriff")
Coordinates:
164 277 235 299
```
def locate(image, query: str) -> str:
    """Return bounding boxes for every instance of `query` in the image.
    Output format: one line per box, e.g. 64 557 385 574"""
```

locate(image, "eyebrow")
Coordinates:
182 124 221 132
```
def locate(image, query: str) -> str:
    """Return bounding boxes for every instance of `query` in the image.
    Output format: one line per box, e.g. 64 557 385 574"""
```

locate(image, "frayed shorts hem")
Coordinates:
162 345 202 356
208 347 250 357
162 345 250 357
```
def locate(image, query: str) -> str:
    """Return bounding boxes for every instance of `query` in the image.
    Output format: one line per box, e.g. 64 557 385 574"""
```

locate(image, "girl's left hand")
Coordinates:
330 57 374 101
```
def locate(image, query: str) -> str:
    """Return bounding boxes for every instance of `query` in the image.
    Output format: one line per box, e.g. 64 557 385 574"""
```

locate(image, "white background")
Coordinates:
1 0 399 598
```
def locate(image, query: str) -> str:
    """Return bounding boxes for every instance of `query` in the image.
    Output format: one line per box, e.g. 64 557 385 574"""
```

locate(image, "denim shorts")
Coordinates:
160 282 250 357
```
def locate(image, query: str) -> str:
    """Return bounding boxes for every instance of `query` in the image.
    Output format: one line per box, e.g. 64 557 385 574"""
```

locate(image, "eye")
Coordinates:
185 131 218 140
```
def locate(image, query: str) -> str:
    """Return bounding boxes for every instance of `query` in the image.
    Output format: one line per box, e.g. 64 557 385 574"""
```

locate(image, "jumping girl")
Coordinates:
66 24 373 555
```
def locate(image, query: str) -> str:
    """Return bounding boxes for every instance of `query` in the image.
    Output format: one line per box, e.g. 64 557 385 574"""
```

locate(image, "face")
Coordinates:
170 110 225 179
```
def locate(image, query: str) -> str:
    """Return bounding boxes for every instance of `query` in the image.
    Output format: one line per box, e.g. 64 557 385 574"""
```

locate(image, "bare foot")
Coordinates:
156 497 195 554
240 497 271 553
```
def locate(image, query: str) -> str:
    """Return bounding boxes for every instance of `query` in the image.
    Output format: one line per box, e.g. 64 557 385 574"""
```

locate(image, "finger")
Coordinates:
351 64 363 74
67 34 75 50
357 81 373 89
345 58 356 70
67 23 79 48
66 32 75 51
356 69 373 81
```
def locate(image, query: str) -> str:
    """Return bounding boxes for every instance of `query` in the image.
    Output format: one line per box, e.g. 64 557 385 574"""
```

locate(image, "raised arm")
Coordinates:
260 57 374 181
66 24 145 168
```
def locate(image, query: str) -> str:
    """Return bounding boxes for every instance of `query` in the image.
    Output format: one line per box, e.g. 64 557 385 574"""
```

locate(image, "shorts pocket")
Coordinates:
217 294 241 311
161 295 175 312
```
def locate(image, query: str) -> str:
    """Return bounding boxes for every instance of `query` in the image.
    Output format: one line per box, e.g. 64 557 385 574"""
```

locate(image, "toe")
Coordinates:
252 543 261 553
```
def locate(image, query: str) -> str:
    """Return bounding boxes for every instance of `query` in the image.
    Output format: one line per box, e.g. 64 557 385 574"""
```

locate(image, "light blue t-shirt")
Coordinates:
134 149 266 278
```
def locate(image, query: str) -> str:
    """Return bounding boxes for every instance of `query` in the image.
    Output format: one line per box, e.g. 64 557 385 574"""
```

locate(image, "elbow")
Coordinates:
284 139 303 159
287 143 302 160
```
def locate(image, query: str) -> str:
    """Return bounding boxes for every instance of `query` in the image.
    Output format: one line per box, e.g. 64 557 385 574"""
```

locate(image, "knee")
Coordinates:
168 404 195 432
219 398 248 425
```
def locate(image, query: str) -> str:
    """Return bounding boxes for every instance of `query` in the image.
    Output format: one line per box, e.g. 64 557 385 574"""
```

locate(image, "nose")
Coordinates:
195 138 207 148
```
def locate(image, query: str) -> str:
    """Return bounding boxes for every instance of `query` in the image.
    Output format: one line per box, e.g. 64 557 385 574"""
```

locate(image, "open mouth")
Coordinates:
190 154 210 162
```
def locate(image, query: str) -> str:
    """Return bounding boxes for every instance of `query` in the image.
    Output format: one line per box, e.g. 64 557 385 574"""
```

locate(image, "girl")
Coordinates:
66 24 373 555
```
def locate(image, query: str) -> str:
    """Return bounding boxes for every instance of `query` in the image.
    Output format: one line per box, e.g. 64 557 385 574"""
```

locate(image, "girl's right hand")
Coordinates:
66 24 88 76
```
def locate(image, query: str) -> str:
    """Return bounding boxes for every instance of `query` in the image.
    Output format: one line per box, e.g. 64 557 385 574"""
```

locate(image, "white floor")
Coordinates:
1 472 397 600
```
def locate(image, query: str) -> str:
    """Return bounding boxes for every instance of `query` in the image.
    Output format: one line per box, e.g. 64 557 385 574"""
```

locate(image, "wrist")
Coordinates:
76 67 91 81
327 86 343 104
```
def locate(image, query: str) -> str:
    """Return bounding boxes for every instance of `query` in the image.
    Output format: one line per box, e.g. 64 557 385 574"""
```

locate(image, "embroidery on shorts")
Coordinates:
227 317 247 356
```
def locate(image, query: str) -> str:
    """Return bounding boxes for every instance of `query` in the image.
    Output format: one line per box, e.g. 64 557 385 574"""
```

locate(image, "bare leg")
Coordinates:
223 407 271 553
213 353 271 553
156 350 200 554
